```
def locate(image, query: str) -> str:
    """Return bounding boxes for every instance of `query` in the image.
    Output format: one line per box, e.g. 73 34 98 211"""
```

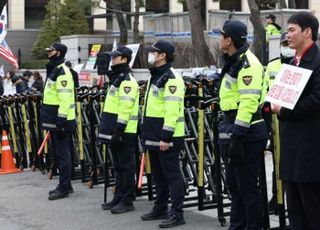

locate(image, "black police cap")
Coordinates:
266 14 276 21
280 32 288 44
145 40 175 55
107 45 133 59
213 20 247 43
45 42 68 57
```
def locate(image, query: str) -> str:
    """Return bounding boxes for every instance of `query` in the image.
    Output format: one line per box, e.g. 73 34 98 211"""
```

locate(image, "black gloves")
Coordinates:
111 130 123 145
56 117 67 132
228 138 245 163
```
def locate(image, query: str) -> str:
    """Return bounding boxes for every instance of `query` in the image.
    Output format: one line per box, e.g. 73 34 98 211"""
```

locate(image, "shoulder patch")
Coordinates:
169 85 177 94
61 80 68 87
124 86 131 94
242 76 252 86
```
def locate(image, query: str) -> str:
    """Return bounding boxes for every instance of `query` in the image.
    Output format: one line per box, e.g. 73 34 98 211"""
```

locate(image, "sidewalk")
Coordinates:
0 153 278 230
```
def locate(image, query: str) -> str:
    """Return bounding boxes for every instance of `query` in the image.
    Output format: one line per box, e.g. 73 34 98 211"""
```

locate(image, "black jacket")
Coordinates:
31 79 44 92
279 43 320 182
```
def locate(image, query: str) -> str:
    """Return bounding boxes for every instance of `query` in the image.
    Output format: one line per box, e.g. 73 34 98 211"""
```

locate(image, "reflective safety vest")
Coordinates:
265 58 282 89
142 67 185 150
98 73 139 143
41 63 76 131
266 24 281 42
219 49 265 129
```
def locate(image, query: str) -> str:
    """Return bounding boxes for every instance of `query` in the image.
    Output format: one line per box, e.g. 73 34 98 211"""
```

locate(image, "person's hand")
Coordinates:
228 138 245 164
111 132 122 145
159 141 170 151
271 103 282 115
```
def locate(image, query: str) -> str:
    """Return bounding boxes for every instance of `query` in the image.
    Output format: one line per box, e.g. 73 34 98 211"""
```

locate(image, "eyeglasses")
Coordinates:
47 49 56 53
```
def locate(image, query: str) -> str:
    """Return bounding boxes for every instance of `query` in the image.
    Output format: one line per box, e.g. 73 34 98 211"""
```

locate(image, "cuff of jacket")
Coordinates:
280 107 290 119
114 122 126 135
161 129 174 143
231 124 250 141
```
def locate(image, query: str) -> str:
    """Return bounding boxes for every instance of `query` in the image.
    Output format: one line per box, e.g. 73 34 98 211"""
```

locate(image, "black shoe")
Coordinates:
49 186 74 195
101 199 120 210
159 215 185 228
141 210 168 221
48 190 68 201
110 202 135 214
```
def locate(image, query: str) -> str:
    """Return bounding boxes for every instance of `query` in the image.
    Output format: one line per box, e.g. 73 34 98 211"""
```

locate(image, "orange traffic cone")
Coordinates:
0 130 21 174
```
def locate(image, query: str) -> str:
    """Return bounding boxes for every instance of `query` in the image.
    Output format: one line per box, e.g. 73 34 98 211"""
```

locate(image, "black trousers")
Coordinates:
149 150 185 218
223 139 267 230
284 181 320 230
110 143 135 205
51 131 72 192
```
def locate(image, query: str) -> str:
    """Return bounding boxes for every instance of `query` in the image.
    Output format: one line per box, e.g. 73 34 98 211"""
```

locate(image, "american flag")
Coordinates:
0 39 18 69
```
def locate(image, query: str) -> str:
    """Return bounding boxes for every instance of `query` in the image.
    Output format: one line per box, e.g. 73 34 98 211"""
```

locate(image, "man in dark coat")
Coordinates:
271 12 320 229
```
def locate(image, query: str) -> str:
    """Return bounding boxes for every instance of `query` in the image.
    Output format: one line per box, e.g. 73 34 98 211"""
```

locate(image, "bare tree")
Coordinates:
288 0 296 8
186 0 215 66
104 0 128 44
247 0 267 64
133 0 140 43
278 0 287 8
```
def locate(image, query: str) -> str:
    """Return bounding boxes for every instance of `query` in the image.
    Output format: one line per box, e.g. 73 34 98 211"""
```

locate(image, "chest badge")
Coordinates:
61 80 67 87
242 76 252 86
124 86 131 94
169 86 177 94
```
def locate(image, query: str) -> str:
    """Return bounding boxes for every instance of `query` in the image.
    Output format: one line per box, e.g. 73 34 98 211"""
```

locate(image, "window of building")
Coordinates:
25 0 46 29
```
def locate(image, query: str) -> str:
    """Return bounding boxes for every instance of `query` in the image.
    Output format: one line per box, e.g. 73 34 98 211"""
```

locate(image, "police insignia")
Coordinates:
61 80 67 87
242 76 252 86
169 86 177 94
124 86 131 94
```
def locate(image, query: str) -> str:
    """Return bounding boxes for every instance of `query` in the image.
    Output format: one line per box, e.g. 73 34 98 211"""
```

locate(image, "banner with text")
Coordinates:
265 63 312 110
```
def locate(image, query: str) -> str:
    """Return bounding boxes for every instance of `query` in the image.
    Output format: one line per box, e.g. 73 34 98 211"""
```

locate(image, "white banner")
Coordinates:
265 63 312 110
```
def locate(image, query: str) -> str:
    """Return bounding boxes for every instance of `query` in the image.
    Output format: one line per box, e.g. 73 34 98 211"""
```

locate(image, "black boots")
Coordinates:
110 202 135 214
141 210 168 221
158 215 185 228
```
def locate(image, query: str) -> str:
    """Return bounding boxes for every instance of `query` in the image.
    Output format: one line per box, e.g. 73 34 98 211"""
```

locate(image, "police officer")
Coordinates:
266 14 281 42
141 40 185 228
98 46 138 214
216 20 268 229
264 32 295 213
41 42 76 200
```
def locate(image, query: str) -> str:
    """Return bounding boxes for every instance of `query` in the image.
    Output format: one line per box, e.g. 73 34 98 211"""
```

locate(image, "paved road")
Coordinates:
0 153 278 230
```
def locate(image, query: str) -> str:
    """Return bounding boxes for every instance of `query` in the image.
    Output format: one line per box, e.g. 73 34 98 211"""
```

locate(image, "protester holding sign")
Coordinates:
271 12 320 229
263 32 295 213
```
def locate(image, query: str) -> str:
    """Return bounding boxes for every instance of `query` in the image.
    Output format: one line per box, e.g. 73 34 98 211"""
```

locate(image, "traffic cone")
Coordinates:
0 130 21 174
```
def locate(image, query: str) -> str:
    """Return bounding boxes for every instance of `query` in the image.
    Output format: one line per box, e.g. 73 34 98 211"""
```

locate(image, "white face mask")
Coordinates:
280 46 295 58
148 53 156 65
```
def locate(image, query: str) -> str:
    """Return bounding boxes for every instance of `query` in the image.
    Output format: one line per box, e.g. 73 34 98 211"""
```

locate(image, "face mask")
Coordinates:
280 46 295 58
49 53 62 62
148 53 156 65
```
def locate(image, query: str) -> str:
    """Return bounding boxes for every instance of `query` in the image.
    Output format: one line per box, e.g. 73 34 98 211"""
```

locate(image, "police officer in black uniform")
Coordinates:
41 42 76 200
216 20 268 229
98 46 139 214
141 40 185 228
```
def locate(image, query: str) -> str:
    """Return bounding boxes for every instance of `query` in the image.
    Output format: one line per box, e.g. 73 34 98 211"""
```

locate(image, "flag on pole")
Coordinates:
0 40 18 69
0 5 18 69
0 4 7 43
